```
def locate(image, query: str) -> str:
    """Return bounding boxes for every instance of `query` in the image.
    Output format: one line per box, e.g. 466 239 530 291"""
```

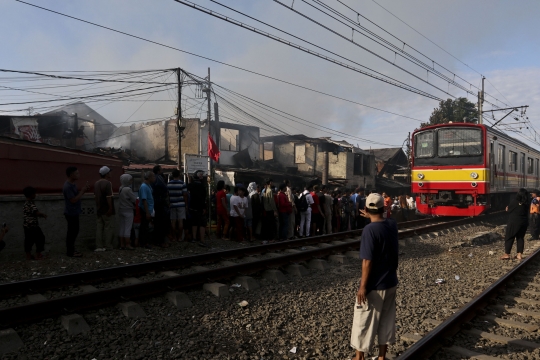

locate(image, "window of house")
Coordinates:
528 157 534 174
263 142 274 160
354 155 362 175
220 128 239 152
295 143 306 164
509 151 517 172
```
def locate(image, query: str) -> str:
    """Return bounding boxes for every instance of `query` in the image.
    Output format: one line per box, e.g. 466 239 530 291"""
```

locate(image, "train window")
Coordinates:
414 131 434 158
437 128 481 157
509 151 517 171
498 144 505 169
528 157 534 174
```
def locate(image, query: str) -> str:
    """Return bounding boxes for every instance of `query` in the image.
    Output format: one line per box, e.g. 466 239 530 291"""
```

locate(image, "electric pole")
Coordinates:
176 68 184 170
478 76 485 124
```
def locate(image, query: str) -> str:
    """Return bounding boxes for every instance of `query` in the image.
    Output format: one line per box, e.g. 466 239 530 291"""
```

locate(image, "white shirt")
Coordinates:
407 197 415 209
230 195 248 217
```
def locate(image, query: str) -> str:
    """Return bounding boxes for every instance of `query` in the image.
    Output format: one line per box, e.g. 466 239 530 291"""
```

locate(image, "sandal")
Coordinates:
500 255 511 260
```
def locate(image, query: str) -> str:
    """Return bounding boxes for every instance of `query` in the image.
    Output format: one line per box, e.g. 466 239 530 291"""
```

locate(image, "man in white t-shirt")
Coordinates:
230 186 248 242
298 186 314 237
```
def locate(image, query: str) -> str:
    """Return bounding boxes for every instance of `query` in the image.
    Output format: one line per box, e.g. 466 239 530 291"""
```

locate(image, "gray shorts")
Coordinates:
244 218 253 228
170 207 186 220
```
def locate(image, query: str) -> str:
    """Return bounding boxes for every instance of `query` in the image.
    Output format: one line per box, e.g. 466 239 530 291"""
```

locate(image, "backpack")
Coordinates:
298 193 309 212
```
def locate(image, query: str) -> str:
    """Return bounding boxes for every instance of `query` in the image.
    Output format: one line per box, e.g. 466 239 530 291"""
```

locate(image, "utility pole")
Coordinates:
478 76 485 124
176 68 184 170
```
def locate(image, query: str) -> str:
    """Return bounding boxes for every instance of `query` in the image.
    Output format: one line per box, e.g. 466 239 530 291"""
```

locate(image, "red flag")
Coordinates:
208 133 220 162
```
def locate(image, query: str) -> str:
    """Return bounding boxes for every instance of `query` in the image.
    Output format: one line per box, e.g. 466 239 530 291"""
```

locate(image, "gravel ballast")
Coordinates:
6 220 537 359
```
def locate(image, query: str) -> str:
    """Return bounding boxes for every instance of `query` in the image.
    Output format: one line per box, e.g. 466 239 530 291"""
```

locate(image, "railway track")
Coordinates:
0 215 500 330
398 233 540 359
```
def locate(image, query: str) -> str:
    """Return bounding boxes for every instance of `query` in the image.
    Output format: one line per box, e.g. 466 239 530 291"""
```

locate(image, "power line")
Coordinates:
14 0 432 123
174 0 443 101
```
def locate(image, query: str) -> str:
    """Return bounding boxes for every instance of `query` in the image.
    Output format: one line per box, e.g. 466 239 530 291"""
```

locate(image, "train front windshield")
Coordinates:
414 127 483 166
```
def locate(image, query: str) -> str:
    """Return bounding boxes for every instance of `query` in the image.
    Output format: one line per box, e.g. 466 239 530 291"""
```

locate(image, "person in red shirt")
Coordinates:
310 185 324 236
277 183 292 241
215 181 229 240
382 192 392 219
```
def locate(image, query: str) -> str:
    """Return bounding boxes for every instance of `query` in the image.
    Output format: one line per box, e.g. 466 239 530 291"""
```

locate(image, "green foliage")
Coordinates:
421 97 477 128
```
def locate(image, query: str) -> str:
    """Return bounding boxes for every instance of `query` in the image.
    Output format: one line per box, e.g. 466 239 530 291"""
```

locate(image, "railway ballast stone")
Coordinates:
203 282 229 297
60 314 90 335
345 251 359 259
464 231 502 246
0 328 24 356
234 276 259 291
26 293 46 303
79 285 98 292
328 255 348 264
118 301 147 318
166 291 192 309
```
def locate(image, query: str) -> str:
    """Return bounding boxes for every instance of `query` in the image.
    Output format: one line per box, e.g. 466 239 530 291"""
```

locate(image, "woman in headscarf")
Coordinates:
118 174 136 250
245 182 257 242
501 188 530 260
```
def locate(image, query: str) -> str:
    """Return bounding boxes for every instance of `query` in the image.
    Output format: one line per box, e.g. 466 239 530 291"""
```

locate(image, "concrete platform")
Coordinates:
328 255 348 264
27 293 46 303
118 302 147 318
166 291 193 309
308 259 329 271
286 264 308 277
60 314 90 335
79 285 98 293
263 269 286 283
203 282 229 297
0 328 24 356
234 276 260 291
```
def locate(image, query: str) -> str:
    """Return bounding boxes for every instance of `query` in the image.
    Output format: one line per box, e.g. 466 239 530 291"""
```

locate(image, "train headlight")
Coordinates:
470 172 479 179
417 173 424 180
471 182 478 187
418 182 424 187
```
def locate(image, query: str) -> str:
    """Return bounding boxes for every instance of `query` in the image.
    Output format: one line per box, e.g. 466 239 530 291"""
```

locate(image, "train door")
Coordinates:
497 144 505 188
537 159 540 188
521 153 526 187
490 141 496 190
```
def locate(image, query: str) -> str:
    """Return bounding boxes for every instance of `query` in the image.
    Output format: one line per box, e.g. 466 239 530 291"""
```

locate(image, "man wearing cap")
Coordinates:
350 193 399 360
530 190 540 240
94 166 115 251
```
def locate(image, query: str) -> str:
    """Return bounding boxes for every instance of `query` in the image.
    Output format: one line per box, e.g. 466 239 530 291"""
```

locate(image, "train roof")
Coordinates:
414 123 540 155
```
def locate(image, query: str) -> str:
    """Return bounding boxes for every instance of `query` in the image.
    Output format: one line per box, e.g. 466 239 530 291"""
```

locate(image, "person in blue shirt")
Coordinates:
138 171 155 249
350 193 398 360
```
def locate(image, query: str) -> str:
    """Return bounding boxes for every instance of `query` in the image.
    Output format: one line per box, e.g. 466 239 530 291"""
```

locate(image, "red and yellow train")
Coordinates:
411 123 540 216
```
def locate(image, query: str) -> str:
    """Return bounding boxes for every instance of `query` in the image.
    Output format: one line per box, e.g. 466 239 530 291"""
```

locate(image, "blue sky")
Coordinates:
1 0 539 148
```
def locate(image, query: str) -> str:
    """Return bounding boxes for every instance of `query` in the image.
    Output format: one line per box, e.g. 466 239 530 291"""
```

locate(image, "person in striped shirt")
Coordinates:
168 169 188 242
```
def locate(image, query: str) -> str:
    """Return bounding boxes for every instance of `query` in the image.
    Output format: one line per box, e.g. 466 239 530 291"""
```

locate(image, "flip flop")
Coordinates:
500 256 511 260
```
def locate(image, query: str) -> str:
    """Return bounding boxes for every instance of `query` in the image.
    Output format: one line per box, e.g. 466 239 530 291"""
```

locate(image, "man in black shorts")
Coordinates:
188 170 208 247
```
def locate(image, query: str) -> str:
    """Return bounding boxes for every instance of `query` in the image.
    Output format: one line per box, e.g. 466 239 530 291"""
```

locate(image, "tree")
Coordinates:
421 97 477 128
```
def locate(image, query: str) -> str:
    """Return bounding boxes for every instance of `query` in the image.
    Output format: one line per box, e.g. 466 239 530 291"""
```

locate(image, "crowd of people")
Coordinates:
1 163 420 259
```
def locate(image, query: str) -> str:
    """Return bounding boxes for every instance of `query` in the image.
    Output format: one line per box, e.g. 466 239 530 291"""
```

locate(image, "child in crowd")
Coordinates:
22 187 47 260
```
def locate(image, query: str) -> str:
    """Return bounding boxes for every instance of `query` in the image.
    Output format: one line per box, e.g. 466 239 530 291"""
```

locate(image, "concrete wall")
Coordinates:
273 142 317 175
0 194 120 258
114 118 200 162
215 125 260 166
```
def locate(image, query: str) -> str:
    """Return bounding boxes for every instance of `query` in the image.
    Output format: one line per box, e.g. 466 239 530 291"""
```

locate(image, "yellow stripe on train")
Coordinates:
411 169 489 182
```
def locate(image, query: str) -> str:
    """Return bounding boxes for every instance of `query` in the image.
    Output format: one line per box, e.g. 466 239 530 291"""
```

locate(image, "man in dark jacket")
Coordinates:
188 170 208 247
151 165 170 247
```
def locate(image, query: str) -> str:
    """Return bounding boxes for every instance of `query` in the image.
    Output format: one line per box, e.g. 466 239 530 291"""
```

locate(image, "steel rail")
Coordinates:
398 231 540 359
0 215 496 328
0 217 447 298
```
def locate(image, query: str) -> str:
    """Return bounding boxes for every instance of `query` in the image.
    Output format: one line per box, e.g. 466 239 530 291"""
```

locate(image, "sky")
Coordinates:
1 0 540 149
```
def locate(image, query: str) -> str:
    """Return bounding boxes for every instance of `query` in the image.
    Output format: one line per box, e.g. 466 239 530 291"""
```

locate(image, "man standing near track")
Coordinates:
350 193 399 360
530 190 540 240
